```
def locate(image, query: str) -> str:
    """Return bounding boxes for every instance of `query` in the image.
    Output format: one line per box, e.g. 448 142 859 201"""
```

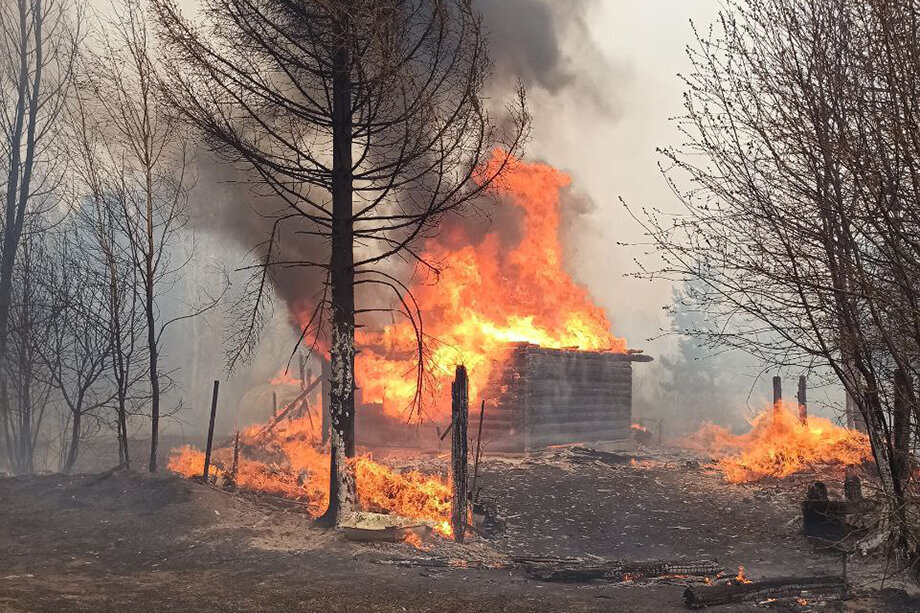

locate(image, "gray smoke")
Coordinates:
474 0 614 111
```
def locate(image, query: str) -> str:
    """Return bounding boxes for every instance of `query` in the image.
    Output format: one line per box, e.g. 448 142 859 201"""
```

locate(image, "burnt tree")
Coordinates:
150 0 528 525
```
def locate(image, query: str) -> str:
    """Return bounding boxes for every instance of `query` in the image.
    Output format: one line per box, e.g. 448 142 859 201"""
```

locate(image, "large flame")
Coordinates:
354 153 626 420
170 153 625 536
690 401 872 483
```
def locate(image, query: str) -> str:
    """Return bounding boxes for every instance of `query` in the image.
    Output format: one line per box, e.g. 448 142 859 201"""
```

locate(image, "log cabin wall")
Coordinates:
480 343 638 452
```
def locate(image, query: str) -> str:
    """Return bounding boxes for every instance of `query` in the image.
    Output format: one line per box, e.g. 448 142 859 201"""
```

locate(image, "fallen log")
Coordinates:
683 575 846 608
524 558 722 583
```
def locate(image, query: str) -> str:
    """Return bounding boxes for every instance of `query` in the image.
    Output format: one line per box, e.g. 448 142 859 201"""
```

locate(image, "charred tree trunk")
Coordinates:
319 34 357 528
451 365 469 543
321 354 331 445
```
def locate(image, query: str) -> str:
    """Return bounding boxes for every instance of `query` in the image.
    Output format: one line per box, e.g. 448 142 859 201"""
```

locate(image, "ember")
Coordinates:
690 401 871 483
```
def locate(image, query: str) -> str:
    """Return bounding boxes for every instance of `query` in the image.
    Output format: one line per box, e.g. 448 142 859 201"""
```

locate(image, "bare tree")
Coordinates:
2 226 56 473
37 225 115 473
150 0 528 524
0 0 81 470
631 0 920 561
67 84 150 470
86 0 225 473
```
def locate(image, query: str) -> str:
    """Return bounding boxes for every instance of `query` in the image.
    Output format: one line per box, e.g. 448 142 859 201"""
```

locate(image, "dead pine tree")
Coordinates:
151 0 528 526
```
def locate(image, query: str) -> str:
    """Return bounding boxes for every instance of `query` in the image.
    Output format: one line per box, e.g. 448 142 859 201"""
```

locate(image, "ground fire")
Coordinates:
12 0 920 608
689 401 872 484
169 155 632 536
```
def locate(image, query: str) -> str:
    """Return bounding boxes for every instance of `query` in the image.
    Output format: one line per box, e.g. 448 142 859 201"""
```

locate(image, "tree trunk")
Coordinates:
62 411 81 473
321 354 331 444
146 162 160 472
318 34 357 527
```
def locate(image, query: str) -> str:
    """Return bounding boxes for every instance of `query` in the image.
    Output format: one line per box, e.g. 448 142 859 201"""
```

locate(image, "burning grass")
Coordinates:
690 401 871 483
168 414 453 535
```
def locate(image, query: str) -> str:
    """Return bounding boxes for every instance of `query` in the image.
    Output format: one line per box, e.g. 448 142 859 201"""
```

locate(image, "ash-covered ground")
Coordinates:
1 445 918 612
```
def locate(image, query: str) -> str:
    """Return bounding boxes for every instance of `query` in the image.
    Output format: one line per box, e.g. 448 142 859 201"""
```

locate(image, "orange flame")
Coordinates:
269 367 302 387
735 565 752 584
350 152 626 420
167 414 454 536
690 401 871 483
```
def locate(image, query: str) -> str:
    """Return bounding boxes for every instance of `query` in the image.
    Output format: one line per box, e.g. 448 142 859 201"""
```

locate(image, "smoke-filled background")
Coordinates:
142 0 797 451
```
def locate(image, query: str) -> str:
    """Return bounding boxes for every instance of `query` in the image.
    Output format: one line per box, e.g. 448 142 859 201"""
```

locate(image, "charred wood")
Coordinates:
683 575 846 608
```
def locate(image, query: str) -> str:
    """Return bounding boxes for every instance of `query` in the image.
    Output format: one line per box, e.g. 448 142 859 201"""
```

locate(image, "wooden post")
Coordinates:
299 352 307 389
893 368 910 484
772 376 782 422
451 365 469 543
470 400 485 506
231 430 240 482
203 380 220 482
797 375 807 424
272 390 278 419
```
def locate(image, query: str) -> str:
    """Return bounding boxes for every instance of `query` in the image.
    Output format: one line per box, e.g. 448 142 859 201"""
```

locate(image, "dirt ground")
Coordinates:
1 446 919 612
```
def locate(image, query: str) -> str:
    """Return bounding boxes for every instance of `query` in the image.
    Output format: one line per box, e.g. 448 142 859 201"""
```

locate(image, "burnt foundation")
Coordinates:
480 343 650 452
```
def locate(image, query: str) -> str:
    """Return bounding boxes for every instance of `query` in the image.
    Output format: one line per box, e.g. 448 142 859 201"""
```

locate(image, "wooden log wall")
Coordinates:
480 344 634 452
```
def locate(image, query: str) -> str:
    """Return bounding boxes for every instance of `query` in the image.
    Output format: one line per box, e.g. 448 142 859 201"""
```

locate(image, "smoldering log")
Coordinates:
683 575 846 608
450 365 469 543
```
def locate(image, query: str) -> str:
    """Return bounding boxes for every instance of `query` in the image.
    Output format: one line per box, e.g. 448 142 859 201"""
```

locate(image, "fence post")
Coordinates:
797 376 807 424
203 380 220 481
451 365 469 543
